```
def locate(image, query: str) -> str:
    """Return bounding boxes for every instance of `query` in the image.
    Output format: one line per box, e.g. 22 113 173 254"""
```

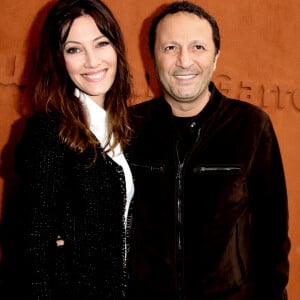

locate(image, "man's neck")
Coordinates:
165 90 211 117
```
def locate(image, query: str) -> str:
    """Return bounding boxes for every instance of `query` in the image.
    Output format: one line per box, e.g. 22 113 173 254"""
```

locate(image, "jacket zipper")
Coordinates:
174 127 202 300
175 157 184 300
194 166 241 173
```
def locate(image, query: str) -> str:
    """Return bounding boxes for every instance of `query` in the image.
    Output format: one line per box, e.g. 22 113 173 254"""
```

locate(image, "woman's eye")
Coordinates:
65 47 80 54
97 41 110 48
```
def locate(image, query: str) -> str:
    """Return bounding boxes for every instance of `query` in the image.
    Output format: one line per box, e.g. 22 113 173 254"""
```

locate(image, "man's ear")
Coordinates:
213 51 220 71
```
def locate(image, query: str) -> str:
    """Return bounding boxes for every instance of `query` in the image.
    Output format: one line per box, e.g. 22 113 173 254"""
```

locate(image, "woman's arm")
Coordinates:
15 112 65 298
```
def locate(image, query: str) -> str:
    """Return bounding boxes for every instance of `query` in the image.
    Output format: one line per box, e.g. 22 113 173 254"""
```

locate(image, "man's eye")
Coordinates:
195 45 205 50
164 45 177 52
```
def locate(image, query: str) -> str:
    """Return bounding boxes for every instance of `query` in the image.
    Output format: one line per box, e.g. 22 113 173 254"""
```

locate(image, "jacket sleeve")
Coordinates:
248 114 290 299
15 113 65 299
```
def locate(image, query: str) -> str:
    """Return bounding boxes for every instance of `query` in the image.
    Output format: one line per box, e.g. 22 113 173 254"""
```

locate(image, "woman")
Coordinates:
15 0 134 298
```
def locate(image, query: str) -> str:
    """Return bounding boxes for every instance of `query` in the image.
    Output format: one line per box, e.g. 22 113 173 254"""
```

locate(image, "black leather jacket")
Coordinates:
126 83 290 300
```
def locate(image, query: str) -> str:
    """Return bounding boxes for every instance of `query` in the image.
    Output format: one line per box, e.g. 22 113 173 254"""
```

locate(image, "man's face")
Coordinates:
154 12 219 107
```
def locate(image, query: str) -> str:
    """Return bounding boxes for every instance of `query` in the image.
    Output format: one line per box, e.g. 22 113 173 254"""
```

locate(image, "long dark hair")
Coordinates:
34 0 133 160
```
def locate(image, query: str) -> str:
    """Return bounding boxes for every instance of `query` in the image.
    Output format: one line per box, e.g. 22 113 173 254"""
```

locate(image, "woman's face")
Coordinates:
63 15 117 107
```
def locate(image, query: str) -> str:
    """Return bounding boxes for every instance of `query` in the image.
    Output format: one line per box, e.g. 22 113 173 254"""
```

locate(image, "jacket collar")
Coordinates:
156 82 225 123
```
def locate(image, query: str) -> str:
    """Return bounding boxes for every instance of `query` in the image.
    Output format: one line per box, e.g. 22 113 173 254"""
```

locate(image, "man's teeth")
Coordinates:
175 75 195 79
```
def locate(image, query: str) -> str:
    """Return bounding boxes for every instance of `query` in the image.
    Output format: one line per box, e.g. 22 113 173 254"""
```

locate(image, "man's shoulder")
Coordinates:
211 81 264 111
225 97 269 121
130 97 163 112
128 97 169 135
129 97 168 121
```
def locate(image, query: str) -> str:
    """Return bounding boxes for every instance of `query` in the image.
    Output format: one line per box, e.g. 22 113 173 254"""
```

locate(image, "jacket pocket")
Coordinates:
130 162 165 174
129 161 167 197
52 237 71 284
190 164 246 213
196 208 251 297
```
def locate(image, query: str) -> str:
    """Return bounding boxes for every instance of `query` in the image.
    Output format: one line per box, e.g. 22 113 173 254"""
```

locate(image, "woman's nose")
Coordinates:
84 50 100 68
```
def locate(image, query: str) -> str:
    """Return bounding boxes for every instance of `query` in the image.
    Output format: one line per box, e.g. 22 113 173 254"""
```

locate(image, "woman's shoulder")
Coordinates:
26 110 61 127
20 110 62 144
23 110 62 135
15 111 65 173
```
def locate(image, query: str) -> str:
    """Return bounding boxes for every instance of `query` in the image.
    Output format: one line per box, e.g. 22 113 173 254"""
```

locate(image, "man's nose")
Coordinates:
176 48 193 68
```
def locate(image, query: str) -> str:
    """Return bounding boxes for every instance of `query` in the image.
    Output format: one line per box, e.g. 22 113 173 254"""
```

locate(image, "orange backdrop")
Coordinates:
0 0 299 298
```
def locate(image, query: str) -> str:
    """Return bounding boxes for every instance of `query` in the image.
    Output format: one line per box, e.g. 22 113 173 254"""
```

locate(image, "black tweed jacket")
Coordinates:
15 111 127 299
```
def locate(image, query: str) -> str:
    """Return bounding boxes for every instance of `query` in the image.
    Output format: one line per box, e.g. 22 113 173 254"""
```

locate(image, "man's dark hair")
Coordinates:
148 1 220 57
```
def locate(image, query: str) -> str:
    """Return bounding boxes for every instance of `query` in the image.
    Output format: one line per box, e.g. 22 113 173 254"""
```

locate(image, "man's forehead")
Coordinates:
156 13 213 42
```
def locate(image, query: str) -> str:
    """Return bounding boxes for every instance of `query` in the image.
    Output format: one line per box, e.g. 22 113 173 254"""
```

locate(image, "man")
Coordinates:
126 1 290 299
